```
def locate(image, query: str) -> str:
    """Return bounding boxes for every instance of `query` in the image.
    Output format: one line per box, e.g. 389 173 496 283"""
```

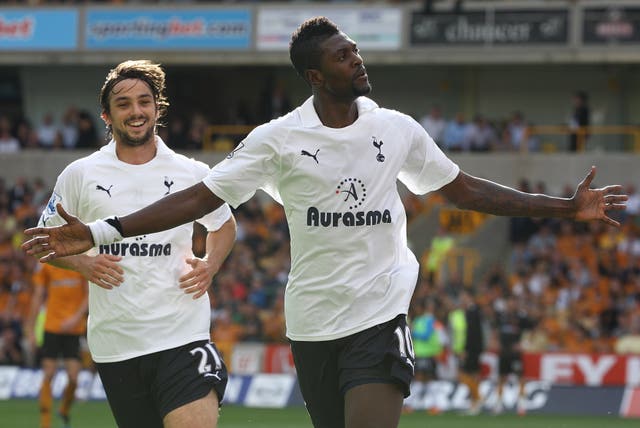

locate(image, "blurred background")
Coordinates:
1 0 640 422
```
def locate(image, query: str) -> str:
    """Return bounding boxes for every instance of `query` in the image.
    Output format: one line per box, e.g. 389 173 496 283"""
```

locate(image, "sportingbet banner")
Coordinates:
256 7 402 51
0 9 78 50
85 8 251 50
410 9 568 45
583 7 640 44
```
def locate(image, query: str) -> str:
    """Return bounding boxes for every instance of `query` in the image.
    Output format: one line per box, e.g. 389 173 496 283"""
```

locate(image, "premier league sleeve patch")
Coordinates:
40 191 62 225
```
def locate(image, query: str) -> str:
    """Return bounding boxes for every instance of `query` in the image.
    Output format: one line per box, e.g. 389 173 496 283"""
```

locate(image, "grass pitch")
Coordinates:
1 399 638 428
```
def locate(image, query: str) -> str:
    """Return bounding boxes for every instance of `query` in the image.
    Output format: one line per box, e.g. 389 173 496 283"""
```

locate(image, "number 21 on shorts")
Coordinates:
190 342 223 379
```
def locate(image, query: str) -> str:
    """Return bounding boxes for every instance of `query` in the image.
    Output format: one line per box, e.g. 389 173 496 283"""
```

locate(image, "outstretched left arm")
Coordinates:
439 166 627 227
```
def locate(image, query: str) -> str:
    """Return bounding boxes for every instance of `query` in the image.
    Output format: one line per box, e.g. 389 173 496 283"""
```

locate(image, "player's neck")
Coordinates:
313 95 359 128
114 138 158 165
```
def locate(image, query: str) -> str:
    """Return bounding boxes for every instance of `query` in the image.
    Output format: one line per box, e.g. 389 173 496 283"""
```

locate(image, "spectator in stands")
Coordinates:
8 176 30 214
166 116 188 149
60 107 79 149
442 112 469 151
419 105 446 145
31 177 50 211
36 113 59 149
238 301 264 342
520 308 550 353
14 118 34 149
507 111 528 152
22 18 628 428
465 115 496 152
0 321 23 365
0 115 20 153
184 112 207 150
614 312 640 354
261 289 287 343
211 307 244 362
569 91 590 152
75 110 99 148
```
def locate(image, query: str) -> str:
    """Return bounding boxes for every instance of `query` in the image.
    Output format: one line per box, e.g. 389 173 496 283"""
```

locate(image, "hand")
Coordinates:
572 166 627 227
60 317 78 333
22 204 94 262
78 254 124 290
179 257 219 299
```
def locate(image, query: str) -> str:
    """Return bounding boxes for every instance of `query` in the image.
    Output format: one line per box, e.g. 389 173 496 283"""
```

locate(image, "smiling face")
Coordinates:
311 32 371 100
102 78 157 147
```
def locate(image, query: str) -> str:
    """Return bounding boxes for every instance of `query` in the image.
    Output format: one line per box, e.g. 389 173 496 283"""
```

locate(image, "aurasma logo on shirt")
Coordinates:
306 207 392 227
98 242 172 257
305 177 392 227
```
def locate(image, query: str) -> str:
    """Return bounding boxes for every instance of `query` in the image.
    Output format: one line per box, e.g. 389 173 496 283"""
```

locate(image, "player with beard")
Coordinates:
29 60 236 428
24 18 627 428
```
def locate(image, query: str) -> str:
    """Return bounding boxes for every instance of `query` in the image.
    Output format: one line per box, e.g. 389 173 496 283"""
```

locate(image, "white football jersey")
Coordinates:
40 137 232 362
203 96 459 341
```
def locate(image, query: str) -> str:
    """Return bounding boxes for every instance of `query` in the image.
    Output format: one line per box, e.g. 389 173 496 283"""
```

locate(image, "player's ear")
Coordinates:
100 111 111 126
305 69 323 88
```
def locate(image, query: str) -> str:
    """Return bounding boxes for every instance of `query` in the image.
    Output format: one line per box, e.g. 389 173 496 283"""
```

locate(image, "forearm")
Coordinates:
120 183 223 237
444 173 576 219
47 255 89 272
204 216 237 271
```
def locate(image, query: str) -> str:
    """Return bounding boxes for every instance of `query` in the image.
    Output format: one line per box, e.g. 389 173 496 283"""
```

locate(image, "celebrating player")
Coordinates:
27 60 236 428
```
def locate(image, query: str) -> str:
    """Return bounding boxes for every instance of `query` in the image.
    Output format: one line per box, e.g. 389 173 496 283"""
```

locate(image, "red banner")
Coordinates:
524 353 640 386
263 344 296 374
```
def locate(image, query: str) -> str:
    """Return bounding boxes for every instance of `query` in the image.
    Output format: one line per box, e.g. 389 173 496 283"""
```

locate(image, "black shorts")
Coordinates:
290 315 415 428
96 340 228 428
499 352 523 376
41 332 81 360
415 357 438 378
460 351 482 374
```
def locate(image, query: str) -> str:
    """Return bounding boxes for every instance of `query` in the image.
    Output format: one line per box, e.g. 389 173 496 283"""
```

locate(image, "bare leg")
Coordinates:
40 358 57 428
163 390 219 428
59 358 81 424
344 383 404 428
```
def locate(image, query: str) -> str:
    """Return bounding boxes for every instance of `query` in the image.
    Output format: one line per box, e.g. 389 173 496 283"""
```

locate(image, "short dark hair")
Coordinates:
100 59 169 121
289 17 340 84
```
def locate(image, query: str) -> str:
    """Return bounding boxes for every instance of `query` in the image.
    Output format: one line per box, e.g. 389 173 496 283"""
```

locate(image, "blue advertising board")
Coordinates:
0 9 78 50
85 9 251 50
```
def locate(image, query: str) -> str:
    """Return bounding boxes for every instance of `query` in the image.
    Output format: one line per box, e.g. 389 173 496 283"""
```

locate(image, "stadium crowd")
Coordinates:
1 171 639 369
0 102 569 154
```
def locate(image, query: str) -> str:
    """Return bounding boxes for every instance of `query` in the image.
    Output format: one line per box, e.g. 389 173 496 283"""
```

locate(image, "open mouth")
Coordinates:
126 120 146 129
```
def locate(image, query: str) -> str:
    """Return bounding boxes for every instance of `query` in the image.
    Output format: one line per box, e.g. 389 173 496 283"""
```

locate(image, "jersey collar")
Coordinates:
299 96 379 128
101 135 174 158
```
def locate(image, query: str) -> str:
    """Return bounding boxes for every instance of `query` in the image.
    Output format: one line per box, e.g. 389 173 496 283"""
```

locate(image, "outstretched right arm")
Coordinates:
23 182 224 262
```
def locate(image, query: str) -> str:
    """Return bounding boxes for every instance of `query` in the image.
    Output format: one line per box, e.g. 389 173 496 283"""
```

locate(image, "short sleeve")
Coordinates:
202 123 282 208
39 163 82 227
398 118 459 195
196 203 232 232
